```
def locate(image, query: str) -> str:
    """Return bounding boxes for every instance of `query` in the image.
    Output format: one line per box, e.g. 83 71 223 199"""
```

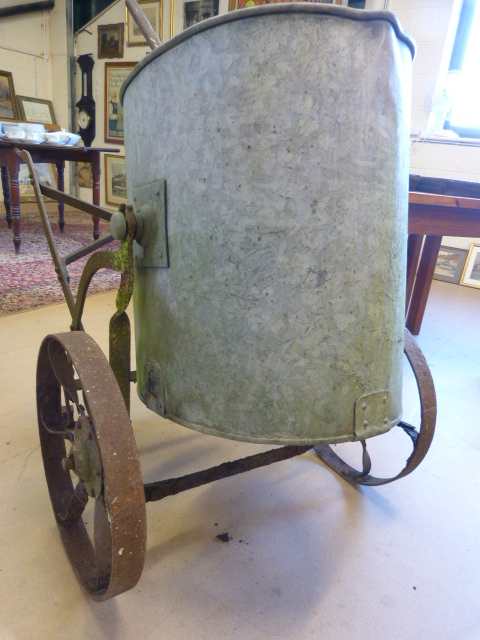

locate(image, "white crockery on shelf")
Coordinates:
5 129 26 140
65 133 82 146
43 129 70 145
22 122 45 134
25 132 44 144
2 123 26 139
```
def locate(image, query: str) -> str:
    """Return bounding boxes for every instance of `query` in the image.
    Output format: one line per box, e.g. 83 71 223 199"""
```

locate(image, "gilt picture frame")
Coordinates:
98 23 125 59
104 61 136 143
460 243 480 289
433 246 469 284
0 70 19 121
18 163 57 202
232 0 343 9
171 0 219 36
16 96 56 125
105 154 127 206
126 0 162 45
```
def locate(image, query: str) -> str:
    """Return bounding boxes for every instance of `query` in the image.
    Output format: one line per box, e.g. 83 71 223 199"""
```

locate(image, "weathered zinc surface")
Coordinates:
122 5 413 445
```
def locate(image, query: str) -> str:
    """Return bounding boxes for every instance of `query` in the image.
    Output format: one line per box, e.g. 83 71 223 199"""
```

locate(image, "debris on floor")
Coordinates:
216 532 231 543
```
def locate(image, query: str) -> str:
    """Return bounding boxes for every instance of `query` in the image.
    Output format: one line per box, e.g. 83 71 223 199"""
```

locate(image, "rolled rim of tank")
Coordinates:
120 3 415 104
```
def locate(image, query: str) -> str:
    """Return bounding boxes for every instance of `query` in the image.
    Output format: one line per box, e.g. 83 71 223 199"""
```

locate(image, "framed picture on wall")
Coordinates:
77 161 93 189
126 0 162 45
232 0 343 9
104 62 136 143
433 246 469 284
105 154 127 206
0 70 19 121
18 163 57 201
172 0 219 35
460 243 480 289
98 23 125 59
16 96 56 125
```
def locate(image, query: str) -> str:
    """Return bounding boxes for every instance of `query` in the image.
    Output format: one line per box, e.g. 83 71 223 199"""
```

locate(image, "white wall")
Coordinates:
381 0 480 249
49 0 70 130
0 0 69 129
0 8 51 113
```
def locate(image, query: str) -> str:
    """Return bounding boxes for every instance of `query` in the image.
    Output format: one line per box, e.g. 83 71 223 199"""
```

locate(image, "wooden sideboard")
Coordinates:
407 174 480 334
0 140 118 254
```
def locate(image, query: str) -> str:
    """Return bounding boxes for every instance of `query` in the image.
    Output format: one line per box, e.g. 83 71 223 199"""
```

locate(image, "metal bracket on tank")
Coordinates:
133 179 169 268
354 390 391 439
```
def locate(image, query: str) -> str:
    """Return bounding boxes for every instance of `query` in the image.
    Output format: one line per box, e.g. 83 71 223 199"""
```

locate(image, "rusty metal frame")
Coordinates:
18 148 136 410
145 445 312 502
25 145 437 599
313 329 437 486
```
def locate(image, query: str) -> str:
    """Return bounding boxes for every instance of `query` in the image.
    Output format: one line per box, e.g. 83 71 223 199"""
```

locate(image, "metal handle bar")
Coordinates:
125 0 162 50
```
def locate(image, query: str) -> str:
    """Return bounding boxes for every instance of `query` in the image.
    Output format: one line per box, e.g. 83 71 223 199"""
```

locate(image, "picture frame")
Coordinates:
16 96 57 125
18 163 57 202
460 243 480 289
77 162 93 189
233 0 343 9
172 0 219 35
104 62 136 143
104 154 127 206
126 1 162 45
98 23 124 59
0 70 19 121
433 245 469 284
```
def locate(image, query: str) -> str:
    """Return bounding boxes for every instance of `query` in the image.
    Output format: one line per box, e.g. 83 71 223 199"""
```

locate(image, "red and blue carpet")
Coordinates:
0 209 120 317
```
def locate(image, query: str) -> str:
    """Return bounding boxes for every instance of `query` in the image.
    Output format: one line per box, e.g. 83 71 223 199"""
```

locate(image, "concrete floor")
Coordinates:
0 280 479 639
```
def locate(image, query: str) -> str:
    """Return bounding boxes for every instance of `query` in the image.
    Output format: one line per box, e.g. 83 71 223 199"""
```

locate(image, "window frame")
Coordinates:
444 0 480 138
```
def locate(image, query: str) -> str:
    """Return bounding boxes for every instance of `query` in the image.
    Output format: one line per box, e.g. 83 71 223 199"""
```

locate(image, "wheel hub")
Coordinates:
63 413 103 499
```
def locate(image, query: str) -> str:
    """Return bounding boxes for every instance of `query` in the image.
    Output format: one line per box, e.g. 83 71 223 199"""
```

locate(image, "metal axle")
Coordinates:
144 445 312 502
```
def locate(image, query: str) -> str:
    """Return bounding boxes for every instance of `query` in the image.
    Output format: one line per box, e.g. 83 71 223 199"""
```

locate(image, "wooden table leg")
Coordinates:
56 160 65 232
406 234 442 335
406 234 423 315
91 153 100 240
9 164 21 254
1 166 11 228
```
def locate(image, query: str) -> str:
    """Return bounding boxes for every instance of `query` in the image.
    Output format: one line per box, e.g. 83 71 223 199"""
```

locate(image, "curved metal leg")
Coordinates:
314 328 437 486
37 331 146 600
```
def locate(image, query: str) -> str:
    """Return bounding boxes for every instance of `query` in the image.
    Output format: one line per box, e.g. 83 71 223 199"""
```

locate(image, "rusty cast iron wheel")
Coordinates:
37 332 146 601
314 328 437 485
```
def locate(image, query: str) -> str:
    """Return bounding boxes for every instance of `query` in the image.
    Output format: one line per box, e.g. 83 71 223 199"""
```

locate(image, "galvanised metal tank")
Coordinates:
121 4 414 445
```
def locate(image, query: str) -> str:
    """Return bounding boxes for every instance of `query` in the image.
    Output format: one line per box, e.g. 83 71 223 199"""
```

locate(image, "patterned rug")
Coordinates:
0 208 121 317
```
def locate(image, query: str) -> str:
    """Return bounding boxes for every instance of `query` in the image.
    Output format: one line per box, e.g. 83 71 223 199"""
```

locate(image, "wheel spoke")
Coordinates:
37 332 146 601
48 340 79 407
59 481 89 522
94 497 112 590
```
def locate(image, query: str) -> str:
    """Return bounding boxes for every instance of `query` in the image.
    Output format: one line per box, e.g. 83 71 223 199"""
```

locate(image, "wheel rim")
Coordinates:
314 328 437 486
37 331 146 601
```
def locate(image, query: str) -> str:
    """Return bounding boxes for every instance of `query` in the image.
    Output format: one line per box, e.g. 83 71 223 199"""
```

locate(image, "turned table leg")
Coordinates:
56 160 65 232
91 153 100 240
406 235 442 335
405 234 423 315
1 166 11 228
9 164 21 254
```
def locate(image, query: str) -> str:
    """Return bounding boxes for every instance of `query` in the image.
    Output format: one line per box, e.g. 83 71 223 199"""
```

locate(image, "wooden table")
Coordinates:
0 140 118 254
407 174 480 335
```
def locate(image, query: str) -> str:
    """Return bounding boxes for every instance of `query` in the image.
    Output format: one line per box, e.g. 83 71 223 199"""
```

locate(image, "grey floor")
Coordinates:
0 280 479 639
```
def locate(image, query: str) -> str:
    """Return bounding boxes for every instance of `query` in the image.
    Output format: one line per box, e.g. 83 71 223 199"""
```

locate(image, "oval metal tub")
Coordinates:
122 4 414 445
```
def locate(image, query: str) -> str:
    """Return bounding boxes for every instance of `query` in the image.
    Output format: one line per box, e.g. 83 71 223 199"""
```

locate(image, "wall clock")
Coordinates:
76 53 96 147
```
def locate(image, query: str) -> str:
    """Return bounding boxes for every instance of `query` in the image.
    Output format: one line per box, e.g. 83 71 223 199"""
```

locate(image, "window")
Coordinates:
444 0 480 138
